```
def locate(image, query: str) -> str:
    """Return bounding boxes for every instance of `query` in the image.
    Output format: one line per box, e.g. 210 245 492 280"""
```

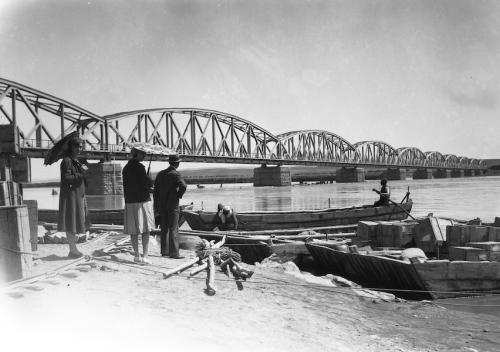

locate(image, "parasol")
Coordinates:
44 131 81 166
127 142 177 175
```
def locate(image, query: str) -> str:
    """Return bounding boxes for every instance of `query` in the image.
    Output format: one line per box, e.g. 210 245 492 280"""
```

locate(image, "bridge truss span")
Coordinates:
0 78 104 153
353 141 399 166
275 130 358 164
0 77 487 170
103 108 281 162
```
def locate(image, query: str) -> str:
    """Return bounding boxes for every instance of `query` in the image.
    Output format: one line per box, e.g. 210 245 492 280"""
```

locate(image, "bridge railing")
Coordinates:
18 139 483 169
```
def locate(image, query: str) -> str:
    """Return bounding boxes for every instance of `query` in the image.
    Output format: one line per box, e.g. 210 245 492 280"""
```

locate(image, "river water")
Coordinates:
25 176 500 223
24 175 500 313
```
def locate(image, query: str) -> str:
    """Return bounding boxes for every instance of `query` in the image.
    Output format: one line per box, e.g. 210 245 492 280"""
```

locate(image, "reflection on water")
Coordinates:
24 176 500 222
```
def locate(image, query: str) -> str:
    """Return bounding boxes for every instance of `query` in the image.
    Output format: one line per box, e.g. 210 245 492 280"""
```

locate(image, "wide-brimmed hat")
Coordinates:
168 154 181 163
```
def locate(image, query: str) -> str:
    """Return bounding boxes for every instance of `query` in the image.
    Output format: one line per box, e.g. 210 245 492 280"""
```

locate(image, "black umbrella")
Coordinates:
44 131 81 166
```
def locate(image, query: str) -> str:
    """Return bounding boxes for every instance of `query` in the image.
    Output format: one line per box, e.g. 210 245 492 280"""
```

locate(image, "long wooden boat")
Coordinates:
179 226 357 264
39 203 193 226
306 243 500 299
182 200 413 231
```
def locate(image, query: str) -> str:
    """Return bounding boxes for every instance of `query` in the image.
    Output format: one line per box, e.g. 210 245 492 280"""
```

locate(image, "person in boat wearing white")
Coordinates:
373 178 391 207
122 147 155 264
213 204 238 231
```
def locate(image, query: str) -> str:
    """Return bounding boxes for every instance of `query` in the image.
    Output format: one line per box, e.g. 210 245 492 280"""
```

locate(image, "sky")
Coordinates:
1 0 500 178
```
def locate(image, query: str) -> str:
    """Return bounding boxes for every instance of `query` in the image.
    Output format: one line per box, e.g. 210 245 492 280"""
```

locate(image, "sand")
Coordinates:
1 235 499 352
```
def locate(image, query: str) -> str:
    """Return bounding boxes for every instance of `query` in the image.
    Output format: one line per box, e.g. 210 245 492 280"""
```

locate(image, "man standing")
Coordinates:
122 147 154 264
153 154 187 258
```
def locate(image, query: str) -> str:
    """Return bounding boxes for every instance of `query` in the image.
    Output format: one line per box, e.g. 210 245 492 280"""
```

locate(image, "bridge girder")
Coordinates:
0 78 487 169
275 130 358 163
396 147 426 167
103 109 280 160
353 141 398 165
425 151 445 168
0 78 104 151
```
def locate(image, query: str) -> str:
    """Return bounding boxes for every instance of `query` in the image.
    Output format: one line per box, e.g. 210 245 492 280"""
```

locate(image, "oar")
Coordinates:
372 189 416 220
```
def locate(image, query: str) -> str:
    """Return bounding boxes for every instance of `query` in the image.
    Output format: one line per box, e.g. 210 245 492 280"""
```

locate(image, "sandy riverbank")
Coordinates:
1 236 499 352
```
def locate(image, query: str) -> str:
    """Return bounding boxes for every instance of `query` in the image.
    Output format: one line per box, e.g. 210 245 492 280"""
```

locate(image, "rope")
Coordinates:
0 245 35 255
89 254 500 302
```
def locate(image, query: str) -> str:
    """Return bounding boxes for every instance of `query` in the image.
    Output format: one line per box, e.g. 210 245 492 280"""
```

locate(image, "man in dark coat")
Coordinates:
153 154 187 258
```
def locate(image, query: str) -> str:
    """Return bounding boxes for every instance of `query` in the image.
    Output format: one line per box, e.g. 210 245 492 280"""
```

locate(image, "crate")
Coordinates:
0 181 22 206
0 205 33 282
415 216 454 253
357 221 379 242
449 246 489 261
23 200 38 251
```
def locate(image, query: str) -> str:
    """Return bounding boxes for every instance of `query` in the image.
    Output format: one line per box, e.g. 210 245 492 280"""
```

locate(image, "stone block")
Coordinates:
335 167 365 183
253 166 291 187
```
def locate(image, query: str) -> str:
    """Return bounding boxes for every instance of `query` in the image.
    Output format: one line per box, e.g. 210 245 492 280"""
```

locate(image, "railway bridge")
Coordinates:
0 77 488 193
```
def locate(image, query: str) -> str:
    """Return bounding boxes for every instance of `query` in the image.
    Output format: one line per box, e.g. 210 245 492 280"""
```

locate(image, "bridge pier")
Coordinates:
451 169 464 178
336 167 365 183
86 162 124 195
412 168 433 179
433 169 451 179
464 169 475 177
253 165 291 187
385 168 406 181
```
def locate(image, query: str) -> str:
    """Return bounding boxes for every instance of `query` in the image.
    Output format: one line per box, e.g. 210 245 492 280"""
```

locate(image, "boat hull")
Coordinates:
182 201 413 231
39 204 193 226
306 243 500 299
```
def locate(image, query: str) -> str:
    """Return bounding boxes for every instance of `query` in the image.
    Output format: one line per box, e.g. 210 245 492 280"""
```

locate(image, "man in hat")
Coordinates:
122 147 154 264
153 154 187 258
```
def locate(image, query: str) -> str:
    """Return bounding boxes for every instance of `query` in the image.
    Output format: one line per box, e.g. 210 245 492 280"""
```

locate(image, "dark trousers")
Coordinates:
160 208 179 257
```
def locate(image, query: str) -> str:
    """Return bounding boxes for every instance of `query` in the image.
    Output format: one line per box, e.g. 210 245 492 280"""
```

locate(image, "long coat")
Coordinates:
57 156 87 233
153 166 187 213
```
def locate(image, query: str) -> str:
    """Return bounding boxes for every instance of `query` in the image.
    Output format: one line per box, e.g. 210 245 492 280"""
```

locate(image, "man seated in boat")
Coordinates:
373 179 391 207
212 204 238 231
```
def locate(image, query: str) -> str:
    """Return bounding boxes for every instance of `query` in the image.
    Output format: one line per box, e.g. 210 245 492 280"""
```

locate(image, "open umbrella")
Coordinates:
44 131 81 166
127 142 177 175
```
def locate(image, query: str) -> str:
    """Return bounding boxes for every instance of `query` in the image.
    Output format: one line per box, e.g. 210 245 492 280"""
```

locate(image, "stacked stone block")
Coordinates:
253 166 291 187
86 162 123 195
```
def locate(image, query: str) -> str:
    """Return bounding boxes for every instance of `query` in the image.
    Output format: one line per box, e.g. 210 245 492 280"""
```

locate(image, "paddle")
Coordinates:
372 188 416 220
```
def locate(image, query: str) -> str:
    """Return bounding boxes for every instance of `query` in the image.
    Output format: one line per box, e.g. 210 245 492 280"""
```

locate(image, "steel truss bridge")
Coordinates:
0 78 486 170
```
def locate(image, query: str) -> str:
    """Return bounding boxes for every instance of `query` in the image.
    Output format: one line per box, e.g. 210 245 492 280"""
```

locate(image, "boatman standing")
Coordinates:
153 154 187 259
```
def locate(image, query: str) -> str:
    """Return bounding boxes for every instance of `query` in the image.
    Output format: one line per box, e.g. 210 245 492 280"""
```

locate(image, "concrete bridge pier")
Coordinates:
433 169 451 179
450 169 464 178
86 162 124 195
464 169 476 177
412 168 433 179
336 167 365 183
385 168 406 180
253 165 291 187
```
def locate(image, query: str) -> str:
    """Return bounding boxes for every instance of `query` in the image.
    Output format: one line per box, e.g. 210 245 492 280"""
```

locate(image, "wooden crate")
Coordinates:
0 205 33 282
0 181 22 206
357 221 379 242
23 199 38 251
449 246 488 262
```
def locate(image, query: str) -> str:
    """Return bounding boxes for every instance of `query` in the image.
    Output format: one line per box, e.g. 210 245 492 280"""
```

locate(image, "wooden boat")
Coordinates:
182 200 413 231
306 243 500 299
179 225 357 264
38 203 193 226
